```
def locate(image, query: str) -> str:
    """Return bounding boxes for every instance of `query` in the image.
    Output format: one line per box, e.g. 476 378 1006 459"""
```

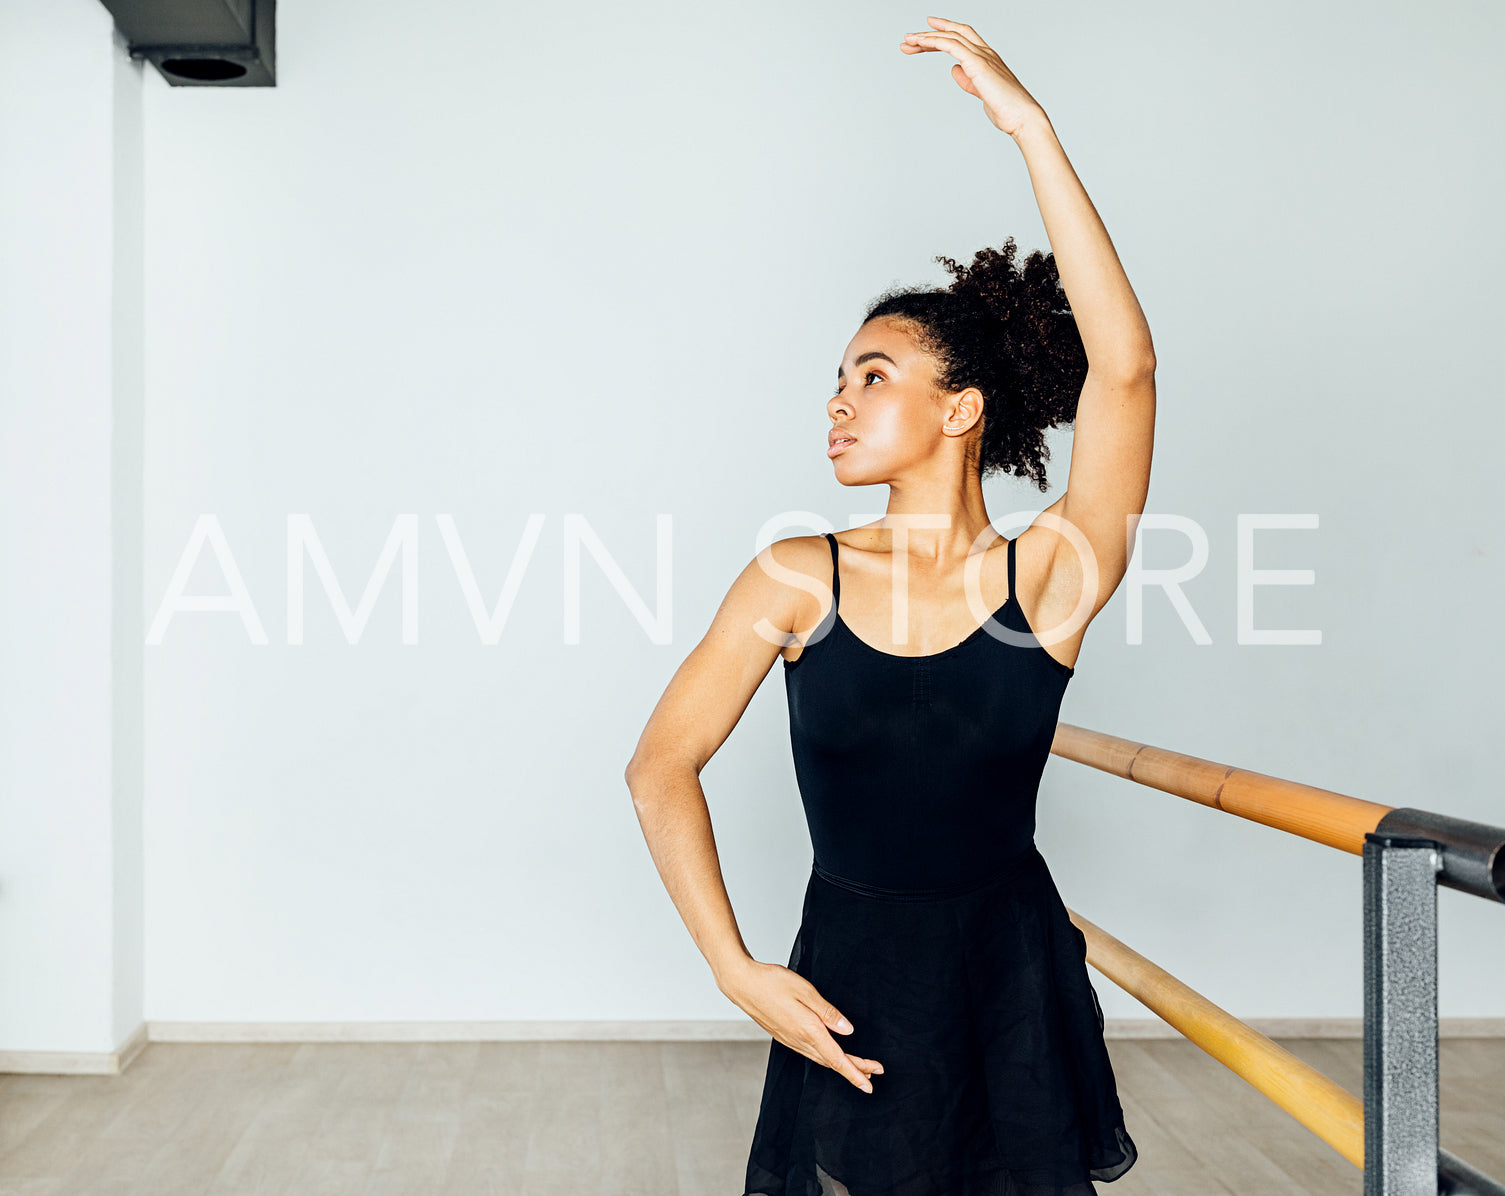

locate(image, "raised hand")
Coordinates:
900 16 1045 138
721 959 885 1093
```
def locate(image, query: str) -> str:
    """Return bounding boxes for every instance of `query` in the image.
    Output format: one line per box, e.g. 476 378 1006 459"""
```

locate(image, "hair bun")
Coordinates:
860 236 1087 491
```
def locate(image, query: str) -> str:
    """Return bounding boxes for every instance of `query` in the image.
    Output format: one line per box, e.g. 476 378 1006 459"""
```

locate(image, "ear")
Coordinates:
940 387 985 438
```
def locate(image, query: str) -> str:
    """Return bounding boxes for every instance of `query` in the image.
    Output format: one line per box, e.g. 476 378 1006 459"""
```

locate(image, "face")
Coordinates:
827 317 979 484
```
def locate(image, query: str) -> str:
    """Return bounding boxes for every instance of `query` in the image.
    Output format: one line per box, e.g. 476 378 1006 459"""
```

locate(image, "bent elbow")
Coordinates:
626 752 701 803
625 751 665 799
1122 349 1156 380
1089 350 1156 385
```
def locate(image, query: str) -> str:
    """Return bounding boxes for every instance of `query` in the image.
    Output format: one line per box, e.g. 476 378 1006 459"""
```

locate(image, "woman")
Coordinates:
625 16 1154 1195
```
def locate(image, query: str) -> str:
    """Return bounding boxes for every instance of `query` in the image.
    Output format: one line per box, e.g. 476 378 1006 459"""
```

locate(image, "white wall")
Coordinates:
4 0 1503 1056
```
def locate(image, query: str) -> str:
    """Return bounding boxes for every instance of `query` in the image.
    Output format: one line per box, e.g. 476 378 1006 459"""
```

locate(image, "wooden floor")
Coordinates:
0 1037 1500 1195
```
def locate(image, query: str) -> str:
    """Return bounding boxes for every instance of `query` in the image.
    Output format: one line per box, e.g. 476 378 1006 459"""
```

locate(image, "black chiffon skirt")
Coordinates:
742 845 1138 1196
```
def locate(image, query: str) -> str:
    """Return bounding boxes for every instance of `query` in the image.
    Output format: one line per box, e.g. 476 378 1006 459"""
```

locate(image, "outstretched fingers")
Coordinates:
924 15 991 49
903 29 981 59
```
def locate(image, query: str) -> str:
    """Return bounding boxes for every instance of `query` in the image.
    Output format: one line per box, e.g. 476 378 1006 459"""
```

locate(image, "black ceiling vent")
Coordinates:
98 0 276 87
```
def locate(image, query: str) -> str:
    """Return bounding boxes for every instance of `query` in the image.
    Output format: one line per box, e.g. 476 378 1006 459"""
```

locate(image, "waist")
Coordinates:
811 844 1043 902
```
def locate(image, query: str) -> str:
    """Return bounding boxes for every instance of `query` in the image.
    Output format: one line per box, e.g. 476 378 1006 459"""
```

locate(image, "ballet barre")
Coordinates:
1050 723 1505 1196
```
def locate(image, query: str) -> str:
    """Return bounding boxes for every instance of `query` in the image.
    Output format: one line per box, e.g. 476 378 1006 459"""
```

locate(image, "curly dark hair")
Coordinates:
860 236 1087 491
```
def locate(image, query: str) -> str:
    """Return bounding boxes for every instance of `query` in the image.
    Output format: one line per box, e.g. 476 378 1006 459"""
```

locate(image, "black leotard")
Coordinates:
746 530 1137 1195
783 531 1074 894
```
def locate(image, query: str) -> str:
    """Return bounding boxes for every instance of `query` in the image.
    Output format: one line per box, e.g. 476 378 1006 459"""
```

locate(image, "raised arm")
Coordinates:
903 17 1156 622
1012 108 1155 616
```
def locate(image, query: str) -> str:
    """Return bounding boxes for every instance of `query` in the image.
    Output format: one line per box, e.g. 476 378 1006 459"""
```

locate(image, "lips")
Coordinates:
828 430 856 459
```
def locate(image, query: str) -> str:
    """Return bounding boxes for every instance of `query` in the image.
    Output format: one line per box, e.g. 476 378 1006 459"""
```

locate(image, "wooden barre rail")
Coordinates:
1049 724 1377 1166
1052 724 1505 1182
1050 724 1395 856
1068 909 1365 1169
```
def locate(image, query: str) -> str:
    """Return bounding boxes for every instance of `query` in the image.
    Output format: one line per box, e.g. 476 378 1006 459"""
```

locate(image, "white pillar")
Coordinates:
0 0 145 1065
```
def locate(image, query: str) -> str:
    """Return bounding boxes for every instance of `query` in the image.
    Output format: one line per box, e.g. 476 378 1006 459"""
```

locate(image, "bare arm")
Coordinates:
903 18 1157 622
624 535 885 1093
1012 110 1155 376
623 543 797 988
1013 110 1156 615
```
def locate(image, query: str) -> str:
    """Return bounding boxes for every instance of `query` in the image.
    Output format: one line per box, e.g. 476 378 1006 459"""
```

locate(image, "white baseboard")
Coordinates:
3 1017 1502 1075
0 1021 149 1077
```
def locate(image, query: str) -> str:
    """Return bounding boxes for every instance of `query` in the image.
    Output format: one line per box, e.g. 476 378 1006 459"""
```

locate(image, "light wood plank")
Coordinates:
0 1038 1497 1194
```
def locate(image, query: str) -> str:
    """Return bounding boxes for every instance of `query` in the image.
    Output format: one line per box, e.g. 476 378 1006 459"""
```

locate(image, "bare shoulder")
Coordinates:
623 533 835 780
748 533 837 658
692 533 833 650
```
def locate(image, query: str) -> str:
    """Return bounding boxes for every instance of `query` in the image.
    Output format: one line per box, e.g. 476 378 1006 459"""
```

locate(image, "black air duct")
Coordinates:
97 0 276 87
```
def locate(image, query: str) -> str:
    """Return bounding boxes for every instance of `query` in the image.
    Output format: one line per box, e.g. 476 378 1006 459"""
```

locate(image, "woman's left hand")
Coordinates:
900 16 1045 138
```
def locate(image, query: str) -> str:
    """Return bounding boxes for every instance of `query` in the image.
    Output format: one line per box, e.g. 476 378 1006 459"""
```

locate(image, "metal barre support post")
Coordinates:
1363 813 1505 1194
1363 835 1439 1196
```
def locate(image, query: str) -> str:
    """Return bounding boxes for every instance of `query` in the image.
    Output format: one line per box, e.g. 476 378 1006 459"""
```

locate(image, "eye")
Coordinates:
832 370 884 398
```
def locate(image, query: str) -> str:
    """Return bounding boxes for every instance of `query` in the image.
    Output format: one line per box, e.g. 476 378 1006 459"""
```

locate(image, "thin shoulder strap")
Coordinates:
825 532 841 605
1006 534 1017 601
